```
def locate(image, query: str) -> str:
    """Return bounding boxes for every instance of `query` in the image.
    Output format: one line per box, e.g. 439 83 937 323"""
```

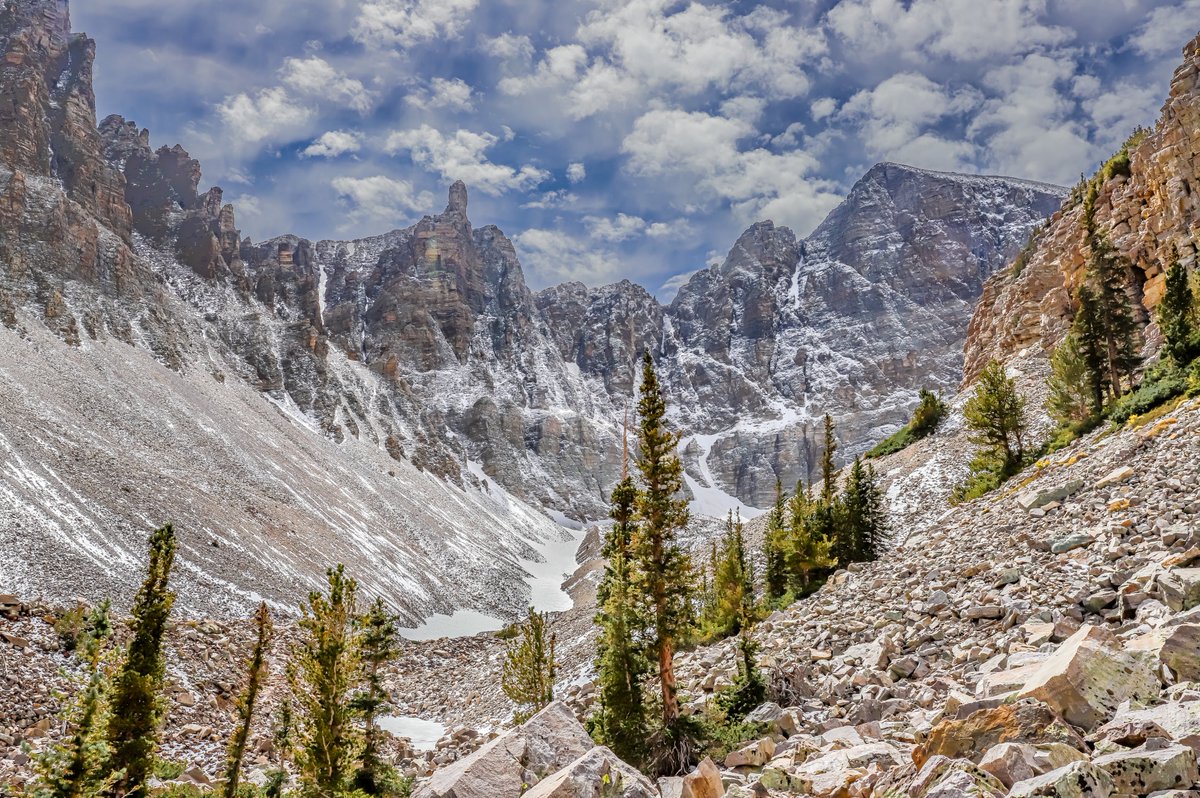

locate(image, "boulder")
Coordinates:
681 757 723 798
1092 741 1199 795
910 755 1006 798
415 702 593 798
1051 533 1096 554
979 742 1086 788
1159 569 1200 612
522 747 656 798
1127 625 1200 683
1018 480 1085 511
1092 702 1200 754
1014 626 1159 730
914 700 1086 768
657 777 683 798
1008 761 1114 798
1095 467 1135 488
725 738 776 768
744 702 797 736
791 742 904 797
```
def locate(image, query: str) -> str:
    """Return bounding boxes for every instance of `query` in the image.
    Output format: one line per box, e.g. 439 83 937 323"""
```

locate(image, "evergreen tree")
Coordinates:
710 513 753 637
1159 252 1198 367
592 468 648 765
108 524 176 798
1047 332 1098 428
223 602 273 798
291 565 362 798
631 352 692 728
1087 231 1141 398
841 458 889 563
786 483 832 594
1073 286 1108 416
263 700 294 798
353 598 400 796
715 626 766 721
910 389 947 436
32 602 116 798
819 413 837 505
762 480 788 603
963 361 1028 477
500 607 557 723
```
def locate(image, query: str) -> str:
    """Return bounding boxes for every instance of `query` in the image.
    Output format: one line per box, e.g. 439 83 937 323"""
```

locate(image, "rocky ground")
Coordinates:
5 393 1200 797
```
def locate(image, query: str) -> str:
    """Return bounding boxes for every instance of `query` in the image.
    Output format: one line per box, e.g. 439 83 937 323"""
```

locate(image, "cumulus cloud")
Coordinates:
621 108 843 233
659 269 699 300
826 0 1072 62
330 175 434 228
281 56 373 113
352 0 480 48
301 130 362 159
482 32 535 62
514 227 625 285
384 125 549 195
566 162 586 183
1130 0 1200 57
840 72 981 171
407 77 475 111
216 87 314 145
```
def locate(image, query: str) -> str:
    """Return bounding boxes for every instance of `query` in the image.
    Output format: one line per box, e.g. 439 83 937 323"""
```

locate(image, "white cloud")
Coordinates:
384 125 549 195
330 175 434 228
566 162 586 183
659 269 699 299
968 53 1093 183
216 87 314 145
353 0 480 48
301 130 362 159
514 227 625 285
840 72 981 171
620 108 843 233
227 194 263 217
1130 0 1200 57
407 77 474 111
810 97 837 120
482 32 534 62
498 44 588 95
280 56 373 113
584 213 693 242
521 189 578 210
827 0 1072 62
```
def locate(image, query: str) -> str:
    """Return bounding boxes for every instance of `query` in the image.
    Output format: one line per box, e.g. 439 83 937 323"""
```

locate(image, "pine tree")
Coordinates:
501 607 557 723
354 598 401 796
762 480 788 603
819 413 837 506
32 602 116 798
223 602 273 798
108 523 176 798
1087 231 1141 398
786 483 832 594
1073 286 1108 415
592 467 649 765
715 626 766 721
291 565 362 798
710 513 753 637
1159 252 1198 367
263 700 294 798
631 352 692 729
1047 332 1098 428
963 361 1028 477
841 458 889 563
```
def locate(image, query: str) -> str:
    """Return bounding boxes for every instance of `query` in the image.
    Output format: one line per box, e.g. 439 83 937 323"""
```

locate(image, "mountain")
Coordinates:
0 0 1063 615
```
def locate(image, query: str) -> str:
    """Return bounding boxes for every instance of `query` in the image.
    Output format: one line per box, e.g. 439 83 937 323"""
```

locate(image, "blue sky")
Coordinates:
73 0 1198 297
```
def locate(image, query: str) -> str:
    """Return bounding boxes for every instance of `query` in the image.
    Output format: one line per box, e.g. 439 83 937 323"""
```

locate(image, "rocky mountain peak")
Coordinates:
446 179 469 216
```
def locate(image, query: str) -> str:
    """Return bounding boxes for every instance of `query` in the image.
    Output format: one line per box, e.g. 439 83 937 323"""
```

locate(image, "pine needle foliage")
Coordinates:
1159 252 1199 367
291 565 362 798
500 607 557 723
762 481 788 603
708 513 754 638
591 472 649 765
631 352 692 728
107 523 177 798
31 602 117 798
353 598 402 796
222 602 273 798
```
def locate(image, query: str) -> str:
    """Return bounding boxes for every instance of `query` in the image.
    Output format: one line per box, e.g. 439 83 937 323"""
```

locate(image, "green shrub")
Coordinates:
1108 367 1188 424
53 604 90 652
866 390 947 458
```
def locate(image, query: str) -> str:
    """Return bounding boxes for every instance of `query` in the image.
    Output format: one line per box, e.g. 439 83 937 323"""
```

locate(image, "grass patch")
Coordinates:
866 390 946 459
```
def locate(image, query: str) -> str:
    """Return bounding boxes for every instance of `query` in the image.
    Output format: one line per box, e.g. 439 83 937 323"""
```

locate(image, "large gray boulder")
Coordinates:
1008 760 1114 798
522 747 656 798
415 702 594 798
1014 626 1159 730
1092 741 1199 795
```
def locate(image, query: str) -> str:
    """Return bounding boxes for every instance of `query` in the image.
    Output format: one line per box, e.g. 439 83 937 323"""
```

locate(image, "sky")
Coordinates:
72 0 1199 298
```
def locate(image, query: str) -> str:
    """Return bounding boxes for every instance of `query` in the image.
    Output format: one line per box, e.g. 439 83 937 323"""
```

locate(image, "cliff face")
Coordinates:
964 32 1200 381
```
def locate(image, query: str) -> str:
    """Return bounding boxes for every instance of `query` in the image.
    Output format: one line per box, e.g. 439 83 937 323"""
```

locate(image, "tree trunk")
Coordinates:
659 636 678 725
